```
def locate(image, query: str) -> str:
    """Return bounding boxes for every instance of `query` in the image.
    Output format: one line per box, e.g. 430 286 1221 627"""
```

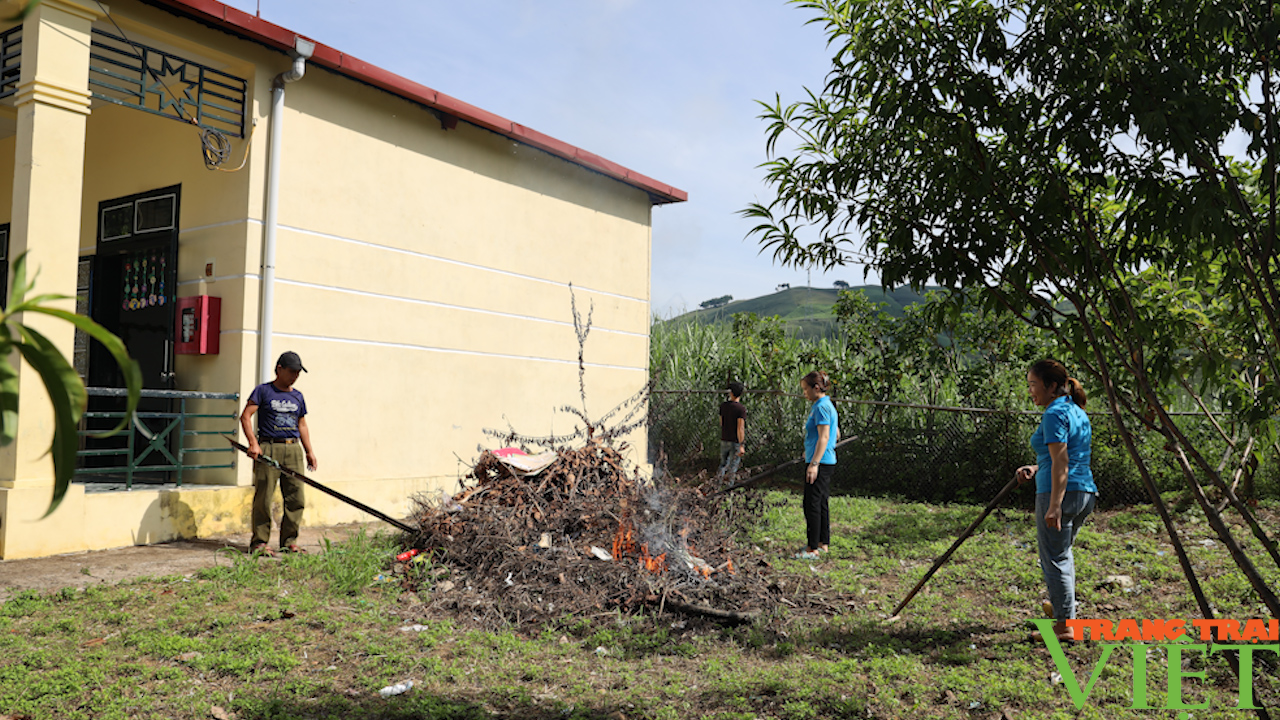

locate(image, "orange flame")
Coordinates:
612 524 636 559
639 544 667 574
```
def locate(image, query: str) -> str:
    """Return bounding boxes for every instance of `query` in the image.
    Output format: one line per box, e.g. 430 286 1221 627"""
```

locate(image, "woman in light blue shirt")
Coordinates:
796 370 838 561
1016 359 1096 642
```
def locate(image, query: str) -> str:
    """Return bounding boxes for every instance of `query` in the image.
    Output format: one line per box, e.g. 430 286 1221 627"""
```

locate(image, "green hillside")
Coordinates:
664 285 937 340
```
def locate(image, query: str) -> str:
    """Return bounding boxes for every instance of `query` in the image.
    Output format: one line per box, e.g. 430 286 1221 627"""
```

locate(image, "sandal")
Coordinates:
793 549 821 561
282 544 308 554
250 544 277 558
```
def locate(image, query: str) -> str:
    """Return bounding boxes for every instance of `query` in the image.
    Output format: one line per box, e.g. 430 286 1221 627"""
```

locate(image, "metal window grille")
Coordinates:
74 258 91 378
88 28 247 137
0 25 20 101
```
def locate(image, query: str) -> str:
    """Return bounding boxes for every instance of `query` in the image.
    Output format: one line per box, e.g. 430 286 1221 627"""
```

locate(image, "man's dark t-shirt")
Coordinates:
250 382 307 439
719 400 747 442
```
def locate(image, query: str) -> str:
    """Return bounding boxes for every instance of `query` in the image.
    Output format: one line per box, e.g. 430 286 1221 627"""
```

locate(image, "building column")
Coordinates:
0 0 104 557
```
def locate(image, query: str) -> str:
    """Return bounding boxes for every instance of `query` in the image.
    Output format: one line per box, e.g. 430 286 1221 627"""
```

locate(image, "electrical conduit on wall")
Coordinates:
260 36 315 382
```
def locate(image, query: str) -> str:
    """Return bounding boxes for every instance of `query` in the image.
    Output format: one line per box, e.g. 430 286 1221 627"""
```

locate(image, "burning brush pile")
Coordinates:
401 291 834 628
403 440 834 629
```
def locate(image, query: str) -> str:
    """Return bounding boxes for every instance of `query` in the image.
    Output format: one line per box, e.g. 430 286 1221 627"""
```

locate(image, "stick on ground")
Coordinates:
711 434 860 497
888 475 1019 618
224 436 417 534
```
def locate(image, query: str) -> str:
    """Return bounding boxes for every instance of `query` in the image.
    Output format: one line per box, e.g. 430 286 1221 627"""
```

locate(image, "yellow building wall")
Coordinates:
0 0 659 558
262 55 655 488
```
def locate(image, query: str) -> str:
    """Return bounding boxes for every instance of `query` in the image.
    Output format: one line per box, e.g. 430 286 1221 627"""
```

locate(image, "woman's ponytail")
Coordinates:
1065 377 1087 408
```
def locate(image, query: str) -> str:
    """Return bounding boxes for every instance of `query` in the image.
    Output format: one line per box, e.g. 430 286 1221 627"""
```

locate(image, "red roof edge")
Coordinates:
141 0 688 205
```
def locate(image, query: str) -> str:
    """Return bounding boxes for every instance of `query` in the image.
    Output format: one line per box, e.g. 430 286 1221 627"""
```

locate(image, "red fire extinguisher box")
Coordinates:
175 295 221 355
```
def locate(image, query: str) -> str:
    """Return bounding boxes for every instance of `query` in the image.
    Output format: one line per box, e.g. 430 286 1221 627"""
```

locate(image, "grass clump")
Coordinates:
0 494 1276 719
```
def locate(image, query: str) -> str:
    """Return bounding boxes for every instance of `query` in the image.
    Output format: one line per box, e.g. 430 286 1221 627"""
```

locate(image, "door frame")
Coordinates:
90 184 181 389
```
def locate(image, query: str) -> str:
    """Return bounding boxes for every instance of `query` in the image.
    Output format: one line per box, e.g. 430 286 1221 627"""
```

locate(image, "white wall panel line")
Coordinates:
179 218 262 235
274 278 647 338
274 331 646 372
178 273 261 287
277 223 648 305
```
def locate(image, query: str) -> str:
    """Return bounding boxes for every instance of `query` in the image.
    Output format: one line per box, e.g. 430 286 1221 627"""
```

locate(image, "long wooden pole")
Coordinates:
889 475 1019 618
710 434 860 497
225 436 417 534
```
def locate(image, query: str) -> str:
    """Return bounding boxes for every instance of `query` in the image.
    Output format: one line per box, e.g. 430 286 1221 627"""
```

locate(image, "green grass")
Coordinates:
1 496 1276 719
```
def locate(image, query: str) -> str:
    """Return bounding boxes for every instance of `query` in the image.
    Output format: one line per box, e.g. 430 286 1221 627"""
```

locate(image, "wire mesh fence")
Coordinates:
648 389 1258 508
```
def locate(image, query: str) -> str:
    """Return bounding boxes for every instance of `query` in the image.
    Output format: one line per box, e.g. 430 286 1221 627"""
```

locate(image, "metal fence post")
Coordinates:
176 397 187 487
125 419 135 490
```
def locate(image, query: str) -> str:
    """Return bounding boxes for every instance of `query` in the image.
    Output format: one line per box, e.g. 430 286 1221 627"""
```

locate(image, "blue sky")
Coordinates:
217 0 873 316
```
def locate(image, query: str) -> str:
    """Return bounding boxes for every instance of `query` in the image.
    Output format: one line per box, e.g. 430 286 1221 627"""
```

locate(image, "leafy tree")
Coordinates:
832 280 849 289
745 0 1280 625
776 283 791 291
699 295 733 309
730 312 791 389
2 254 141 515
832 289 897 400
915 287 1052 405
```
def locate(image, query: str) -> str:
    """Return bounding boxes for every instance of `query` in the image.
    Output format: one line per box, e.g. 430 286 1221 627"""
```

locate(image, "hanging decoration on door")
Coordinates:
137 255 148 310
147 253 157 307
121 250 169 311
121 257 133 310
156 254 166 306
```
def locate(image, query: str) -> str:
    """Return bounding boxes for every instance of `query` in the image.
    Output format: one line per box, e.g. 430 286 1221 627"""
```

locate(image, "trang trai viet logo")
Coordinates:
1033 618 1279 714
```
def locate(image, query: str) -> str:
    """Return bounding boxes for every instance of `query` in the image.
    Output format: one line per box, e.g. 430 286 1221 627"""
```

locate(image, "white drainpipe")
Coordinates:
260 37 315 382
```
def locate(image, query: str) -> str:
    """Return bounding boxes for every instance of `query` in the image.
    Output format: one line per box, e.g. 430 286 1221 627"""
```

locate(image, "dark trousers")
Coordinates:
251 442 306 548
803 463 835 550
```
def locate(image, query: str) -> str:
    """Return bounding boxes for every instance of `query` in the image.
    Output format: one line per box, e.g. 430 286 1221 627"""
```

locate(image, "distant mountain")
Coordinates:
663 285 939 340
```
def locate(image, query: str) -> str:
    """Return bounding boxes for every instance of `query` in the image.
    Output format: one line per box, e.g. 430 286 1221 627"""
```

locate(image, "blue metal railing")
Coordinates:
76 387 240 489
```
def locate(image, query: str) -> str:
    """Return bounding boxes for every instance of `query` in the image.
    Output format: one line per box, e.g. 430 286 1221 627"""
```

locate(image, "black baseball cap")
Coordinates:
276 351 307 372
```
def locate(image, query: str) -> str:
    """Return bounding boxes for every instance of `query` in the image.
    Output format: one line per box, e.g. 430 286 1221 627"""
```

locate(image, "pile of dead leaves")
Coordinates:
400 441 838 629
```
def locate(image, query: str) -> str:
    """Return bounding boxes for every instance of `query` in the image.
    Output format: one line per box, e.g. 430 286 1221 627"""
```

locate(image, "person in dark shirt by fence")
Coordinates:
716 382 747 482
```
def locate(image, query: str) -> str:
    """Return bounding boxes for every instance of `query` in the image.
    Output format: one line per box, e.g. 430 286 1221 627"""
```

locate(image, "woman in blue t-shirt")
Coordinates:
1015 359 1097 641
796 370 839 561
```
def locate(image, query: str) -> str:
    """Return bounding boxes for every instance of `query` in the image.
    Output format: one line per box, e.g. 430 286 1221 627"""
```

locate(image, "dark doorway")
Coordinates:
82 186 180 483
0 224 9 308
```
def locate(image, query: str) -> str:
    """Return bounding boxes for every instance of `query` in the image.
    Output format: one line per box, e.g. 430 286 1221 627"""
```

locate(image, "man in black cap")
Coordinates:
241 350 318 556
